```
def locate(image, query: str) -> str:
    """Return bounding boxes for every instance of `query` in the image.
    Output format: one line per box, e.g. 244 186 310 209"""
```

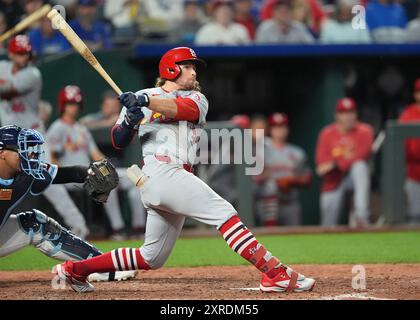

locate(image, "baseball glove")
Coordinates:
83 159 119 203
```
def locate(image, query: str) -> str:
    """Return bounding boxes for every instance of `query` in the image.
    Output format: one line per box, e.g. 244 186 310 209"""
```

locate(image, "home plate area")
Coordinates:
0 264 419 300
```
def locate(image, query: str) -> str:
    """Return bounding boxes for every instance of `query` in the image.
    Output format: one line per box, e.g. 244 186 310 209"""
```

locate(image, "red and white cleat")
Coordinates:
259 265 315 293
54 261 94 293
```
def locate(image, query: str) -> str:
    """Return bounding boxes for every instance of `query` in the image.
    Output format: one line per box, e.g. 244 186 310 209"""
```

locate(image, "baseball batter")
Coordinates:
0 35 89 238
54 47 315 293
47 85 146 237
0 125 135 283
316 98 374 227
257 113 311 226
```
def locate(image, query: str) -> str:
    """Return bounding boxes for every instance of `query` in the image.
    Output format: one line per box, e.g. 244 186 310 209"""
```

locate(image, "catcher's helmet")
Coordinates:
268 113 289 127
57 85 83 114
8 35 32 55
0 125 45 180
159 47 206 80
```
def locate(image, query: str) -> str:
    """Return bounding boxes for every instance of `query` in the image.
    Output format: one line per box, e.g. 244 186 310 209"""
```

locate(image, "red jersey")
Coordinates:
398 104 420 182
316 122 374 192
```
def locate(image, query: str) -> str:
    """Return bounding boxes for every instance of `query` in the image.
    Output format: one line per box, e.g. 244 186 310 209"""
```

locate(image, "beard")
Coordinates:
180 80 201 92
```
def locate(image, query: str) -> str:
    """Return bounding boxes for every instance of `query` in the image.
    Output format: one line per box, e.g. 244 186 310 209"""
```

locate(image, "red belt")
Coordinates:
141 155 194 173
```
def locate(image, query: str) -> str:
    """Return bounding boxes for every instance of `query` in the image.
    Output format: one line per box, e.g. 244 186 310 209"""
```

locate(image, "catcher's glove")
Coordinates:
83 159 119 203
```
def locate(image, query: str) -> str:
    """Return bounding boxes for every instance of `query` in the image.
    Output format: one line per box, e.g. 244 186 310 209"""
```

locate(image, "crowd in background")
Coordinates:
1 0 420 56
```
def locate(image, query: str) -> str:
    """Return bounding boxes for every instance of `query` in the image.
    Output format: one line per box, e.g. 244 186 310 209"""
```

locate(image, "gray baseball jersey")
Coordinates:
0 61 43 130
116 87 208 166
263 138 310 202
46 119 99 166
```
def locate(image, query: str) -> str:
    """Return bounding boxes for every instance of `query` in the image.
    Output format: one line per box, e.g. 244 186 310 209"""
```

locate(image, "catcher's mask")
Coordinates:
17 128 46 180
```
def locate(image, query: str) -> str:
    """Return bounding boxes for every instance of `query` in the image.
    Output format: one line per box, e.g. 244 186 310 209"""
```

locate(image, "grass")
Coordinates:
1 231 419 271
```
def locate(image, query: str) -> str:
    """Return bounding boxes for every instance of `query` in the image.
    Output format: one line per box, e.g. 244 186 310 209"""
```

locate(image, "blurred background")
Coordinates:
1 0 420 240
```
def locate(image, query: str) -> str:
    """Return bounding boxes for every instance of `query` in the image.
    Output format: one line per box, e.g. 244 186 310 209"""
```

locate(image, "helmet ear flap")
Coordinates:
166 64 181 80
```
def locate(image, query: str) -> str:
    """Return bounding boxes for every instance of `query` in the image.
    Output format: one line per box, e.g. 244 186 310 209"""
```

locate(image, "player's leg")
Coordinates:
54 208 185 292
0 210 100 260
349 161 370 225
320 182 346 226
43 184 89 238
0 210 136 283
405 179 420 224
145 166 314 293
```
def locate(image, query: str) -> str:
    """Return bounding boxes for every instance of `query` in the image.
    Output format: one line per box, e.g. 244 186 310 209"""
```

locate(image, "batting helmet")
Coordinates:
159 47 206 80
0 125 46 180
8 35 32 55
268 113 289 127
57 85 83 114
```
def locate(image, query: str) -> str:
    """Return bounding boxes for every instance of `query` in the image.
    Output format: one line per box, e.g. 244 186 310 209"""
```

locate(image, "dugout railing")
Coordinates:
381 121 420 224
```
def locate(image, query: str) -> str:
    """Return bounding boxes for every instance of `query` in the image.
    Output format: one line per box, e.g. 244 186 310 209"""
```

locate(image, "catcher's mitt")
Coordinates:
83 159 119 203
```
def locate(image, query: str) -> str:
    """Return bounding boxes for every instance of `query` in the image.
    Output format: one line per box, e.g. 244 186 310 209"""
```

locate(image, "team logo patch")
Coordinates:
189 48 197 58
0 189 13 201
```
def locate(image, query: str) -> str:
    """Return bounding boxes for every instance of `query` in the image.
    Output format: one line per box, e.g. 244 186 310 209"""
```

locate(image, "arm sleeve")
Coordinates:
52 165 88 184
173 97 200 122
30 164 58 195
111 106 137 149
180 92 208 124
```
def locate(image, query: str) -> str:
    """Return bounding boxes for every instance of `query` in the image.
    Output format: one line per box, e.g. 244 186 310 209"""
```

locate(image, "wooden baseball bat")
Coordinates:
0 4 52 43
47 9 122 95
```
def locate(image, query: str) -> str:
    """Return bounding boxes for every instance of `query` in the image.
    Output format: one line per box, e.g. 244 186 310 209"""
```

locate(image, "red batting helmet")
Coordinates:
8 35 32 55
268 112 289 127
159 47 206 80
57 85 83 114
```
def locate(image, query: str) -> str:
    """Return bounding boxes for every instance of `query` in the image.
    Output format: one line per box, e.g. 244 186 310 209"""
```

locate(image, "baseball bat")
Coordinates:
47 9 122 95
127 165 149 188
0 4 52 43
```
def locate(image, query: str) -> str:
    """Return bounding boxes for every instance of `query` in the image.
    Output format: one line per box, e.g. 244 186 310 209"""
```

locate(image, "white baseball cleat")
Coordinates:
88 270 138 282
54 261 94 293
259 265 315 293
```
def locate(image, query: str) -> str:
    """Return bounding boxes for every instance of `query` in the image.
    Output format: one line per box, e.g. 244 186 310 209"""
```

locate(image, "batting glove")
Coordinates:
124 105 145 128
119 92 150 108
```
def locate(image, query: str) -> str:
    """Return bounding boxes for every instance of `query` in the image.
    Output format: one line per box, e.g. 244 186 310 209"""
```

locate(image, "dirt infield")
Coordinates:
0 264 419 300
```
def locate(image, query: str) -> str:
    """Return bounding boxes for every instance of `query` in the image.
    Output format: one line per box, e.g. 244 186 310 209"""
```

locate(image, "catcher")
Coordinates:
0 125 136 283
